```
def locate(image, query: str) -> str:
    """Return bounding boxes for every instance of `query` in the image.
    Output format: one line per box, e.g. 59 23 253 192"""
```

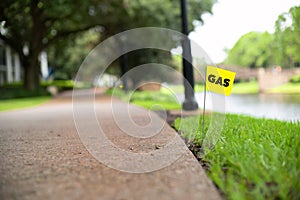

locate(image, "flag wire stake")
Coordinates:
202 70 207 144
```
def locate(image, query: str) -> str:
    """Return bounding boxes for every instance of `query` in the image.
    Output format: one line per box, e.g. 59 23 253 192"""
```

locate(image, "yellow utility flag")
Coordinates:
206 66 236 96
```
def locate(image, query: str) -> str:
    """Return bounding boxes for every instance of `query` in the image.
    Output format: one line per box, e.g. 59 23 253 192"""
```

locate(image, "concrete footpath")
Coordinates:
0 90 221 200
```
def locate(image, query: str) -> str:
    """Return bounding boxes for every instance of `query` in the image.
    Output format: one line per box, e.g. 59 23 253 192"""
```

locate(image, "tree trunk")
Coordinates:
120 54 128 91
23 55 40 91
21 0 43 91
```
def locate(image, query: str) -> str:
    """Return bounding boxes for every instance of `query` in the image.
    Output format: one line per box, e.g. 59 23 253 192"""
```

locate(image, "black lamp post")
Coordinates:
180 0 198 110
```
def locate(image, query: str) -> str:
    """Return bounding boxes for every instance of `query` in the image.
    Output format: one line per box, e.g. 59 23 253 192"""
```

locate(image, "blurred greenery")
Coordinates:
41 80 75 91
225 32 273 68
160 84 205 94
231 81 259 94
106 88 181 110
274 6 300 68
161 81 258 94
290 74 300 83
225 6 300 68
269 82 300 94
0 85 50 100
0 80 76 100
0 96 51 111
47 30 101 81
174 114 300 200
0 0 216 90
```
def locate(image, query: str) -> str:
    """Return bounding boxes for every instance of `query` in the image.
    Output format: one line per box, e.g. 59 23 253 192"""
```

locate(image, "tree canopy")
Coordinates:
274 5 300 68
225 5 300 69
225 32 273 68
0 0 112 90
0 0 216 90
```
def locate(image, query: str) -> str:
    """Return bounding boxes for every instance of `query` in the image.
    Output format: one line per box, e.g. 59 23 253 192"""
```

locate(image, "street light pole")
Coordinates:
180 0 198 110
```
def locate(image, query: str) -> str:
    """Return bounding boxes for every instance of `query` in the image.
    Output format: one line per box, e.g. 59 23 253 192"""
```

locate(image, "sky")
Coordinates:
189 0 299 63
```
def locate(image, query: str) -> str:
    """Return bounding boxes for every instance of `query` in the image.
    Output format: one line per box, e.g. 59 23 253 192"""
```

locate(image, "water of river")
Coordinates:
176 93 300 121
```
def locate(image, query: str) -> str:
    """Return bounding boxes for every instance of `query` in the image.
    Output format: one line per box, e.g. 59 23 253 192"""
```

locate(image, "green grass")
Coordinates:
231 81 259 94
290 74 300 83
108 86 300 199
161 84 205 94
269 82 300 94
41 80 75 90
0 82 56 111
174 114 300 200
161 84 185 94
0 96 51 111
161 81 300 95
161 81 259 95
132 100 181 110
42 80 92 90
0 80 80 100
106 88 181 110
106 81 259 110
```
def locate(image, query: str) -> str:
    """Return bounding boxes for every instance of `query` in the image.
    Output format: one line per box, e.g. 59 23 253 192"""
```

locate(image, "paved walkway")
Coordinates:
0 90 221 200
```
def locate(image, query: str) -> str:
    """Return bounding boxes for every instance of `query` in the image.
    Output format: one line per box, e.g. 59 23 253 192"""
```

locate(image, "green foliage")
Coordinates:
231 80 259 94
105 87 128 99
161 81 258 94
106 88 181 110
160 84 205 94
274 6 300 68
107 0 216 86
161 85 185 94
121 49 178 87
47 29 100 80
226 5 300 69
290 74 300 83
174 114 300 200
115 0 216 33
225 32 274 68
132 100 181 110
0 85 50 99
0 0 113 90
41 80 75 91
0 0 216 90
0 96 51 111
269 82 300 94
0 80 76 100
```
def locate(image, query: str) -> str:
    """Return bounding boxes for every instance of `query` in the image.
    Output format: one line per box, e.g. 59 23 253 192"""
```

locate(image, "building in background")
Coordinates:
0 40 21 85
0 40 49 85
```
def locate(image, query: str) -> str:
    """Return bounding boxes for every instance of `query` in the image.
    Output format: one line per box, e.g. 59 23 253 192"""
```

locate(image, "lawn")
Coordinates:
161 84 205 94
161 81 300 95
106 88 181 110
0 96 51 112
161 81 259 95
106 80 259 110
107 87 300 199
0 84 51 111
0 80 79 112
174 114 300 200
269 82 300 94
231 81 259 94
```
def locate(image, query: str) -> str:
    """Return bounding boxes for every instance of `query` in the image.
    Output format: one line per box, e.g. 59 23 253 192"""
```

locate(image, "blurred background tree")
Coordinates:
225 5 300 69
274 5 300 68
0 0 216 90
0 0 114 90
47 29 101 80
225 32 273 68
